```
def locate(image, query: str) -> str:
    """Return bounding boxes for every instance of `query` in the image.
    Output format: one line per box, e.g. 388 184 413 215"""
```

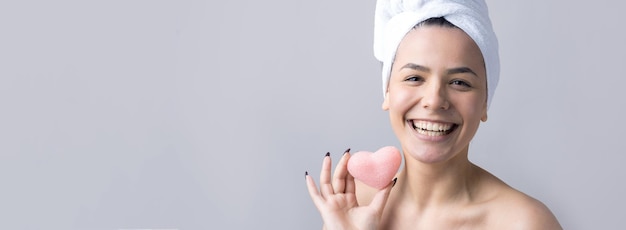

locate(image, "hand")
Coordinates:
306 150 396 230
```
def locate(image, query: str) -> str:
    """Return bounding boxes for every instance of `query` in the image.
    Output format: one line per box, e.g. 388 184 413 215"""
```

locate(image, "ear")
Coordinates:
481 104 488 122
382 91 390 111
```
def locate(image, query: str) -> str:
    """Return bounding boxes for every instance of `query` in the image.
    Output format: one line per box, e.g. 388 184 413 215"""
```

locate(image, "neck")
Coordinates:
397 146 479 209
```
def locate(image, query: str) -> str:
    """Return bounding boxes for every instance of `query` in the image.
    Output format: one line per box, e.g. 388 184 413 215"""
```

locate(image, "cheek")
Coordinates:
386 90 414 126
456 94 486 121
388 88 414 109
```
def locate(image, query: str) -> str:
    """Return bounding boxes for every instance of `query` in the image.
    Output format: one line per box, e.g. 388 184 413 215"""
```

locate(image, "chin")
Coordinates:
404 146 459 164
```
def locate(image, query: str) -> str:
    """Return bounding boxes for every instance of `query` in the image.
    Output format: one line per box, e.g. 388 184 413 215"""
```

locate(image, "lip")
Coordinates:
407 119 458 142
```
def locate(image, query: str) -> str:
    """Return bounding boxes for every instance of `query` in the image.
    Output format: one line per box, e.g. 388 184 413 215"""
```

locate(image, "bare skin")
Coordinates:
306 25 562 229
357 159 561 229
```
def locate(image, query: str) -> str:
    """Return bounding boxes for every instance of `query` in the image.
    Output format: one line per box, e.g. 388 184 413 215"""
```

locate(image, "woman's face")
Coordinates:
382 26 488 164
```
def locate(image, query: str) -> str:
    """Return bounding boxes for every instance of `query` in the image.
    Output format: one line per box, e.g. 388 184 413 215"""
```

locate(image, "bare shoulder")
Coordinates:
354 167 562 229
481 172 562 229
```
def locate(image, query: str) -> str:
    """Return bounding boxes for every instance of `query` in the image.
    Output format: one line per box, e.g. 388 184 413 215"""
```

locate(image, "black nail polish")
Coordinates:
344 148 351 154
392 177 398 187
325 152 330 157
305 171 308 177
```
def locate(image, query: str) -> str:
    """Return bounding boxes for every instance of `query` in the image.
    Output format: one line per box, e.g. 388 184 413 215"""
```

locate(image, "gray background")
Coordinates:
0 0 624 229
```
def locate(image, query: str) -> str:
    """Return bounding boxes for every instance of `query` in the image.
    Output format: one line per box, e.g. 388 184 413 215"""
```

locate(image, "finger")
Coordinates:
369 177 397 216
332 149 351 193
319 152 334 197
305 172 325 208
345 168 356 194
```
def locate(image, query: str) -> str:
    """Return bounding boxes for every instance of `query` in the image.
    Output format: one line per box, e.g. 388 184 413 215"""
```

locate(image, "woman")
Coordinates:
305 0 562 229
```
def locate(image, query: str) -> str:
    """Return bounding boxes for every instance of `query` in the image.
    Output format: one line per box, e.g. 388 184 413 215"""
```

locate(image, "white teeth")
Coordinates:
412 121 453 132
416 128 448 136
434 123 448 131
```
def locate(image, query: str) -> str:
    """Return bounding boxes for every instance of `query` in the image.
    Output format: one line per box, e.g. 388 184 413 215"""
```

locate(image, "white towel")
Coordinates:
374 0 499 109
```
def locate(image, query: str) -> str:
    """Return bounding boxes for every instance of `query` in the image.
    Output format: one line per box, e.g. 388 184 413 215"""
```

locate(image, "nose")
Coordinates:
421 81 449 110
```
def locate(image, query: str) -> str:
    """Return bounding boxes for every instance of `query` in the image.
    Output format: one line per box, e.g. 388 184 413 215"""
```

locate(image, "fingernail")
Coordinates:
325 152 330 157
344 148 351 154
392 177 398 187
305 171 308 177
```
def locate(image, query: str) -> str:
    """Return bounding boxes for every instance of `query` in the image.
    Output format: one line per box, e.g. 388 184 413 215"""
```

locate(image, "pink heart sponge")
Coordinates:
347 146 402 189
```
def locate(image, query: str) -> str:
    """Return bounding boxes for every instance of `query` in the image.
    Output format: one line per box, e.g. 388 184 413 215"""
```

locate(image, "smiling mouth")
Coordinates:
409 120 458 137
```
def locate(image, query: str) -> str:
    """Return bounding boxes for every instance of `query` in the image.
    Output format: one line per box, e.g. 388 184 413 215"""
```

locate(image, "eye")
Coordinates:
450 79 472 88
405 75 424 82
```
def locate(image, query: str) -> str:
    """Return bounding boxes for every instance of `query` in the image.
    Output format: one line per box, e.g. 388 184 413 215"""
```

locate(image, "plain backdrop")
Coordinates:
1 0 624 229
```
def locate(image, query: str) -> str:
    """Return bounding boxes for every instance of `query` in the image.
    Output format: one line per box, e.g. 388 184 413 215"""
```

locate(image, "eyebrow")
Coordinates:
400 63 478 77
401 63 430 72
447 67 478 77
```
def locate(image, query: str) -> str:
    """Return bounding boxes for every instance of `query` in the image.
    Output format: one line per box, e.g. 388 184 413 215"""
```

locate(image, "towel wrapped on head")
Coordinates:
374 0 499 109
